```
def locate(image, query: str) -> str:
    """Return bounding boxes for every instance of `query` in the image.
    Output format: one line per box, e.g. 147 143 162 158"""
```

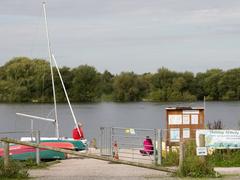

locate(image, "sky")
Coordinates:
0 0 240 74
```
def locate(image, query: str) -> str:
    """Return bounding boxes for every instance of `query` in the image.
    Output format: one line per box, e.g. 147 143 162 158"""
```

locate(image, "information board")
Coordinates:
191 114 198 124
170 128 180 142
183 114 190 124
183 128 190 138
168 115 182 125
196 147 207 156
196 130 240 149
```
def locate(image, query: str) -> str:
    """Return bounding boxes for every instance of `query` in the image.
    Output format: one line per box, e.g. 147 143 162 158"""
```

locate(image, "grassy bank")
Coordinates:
0 159 59 179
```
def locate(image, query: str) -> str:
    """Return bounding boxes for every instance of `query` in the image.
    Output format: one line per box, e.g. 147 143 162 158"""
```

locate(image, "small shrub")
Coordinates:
177 140 216 178
178 155 216 177
208 149 240 167
21 159 37 168
162 150 179 166
206 120 223 129
0 159 29 179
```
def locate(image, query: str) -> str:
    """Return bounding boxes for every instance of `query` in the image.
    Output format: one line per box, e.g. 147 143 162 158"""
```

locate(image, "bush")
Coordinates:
177 141 216 178
179 155 216 177
208 149 240 167
0 159 29 179
162 150 179 166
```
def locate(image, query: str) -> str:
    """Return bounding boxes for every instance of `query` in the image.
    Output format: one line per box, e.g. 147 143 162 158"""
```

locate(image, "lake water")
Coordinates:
0 102 239 141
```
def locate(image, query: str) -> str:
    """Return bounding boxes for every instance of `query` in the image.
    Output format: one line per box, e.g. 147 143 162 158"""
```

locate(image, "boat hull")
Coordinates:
0 139 87 160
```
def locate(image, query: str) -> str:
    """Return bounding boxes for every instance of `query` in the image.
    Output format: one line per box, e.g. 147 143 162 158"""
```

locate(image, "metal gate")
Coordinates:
100 127 162 165
99 127 112 156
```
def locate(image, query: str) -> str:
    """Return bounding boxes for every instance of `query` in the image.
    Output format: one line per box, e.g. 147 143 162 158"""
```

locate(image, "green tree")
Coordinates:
195 72 207 100
53 66 74 102
1 57 35 102
71 65 100 102
195 69 223 100
0 56 240 103
152 67 177 89
218 68 240 100
113 72 147 101
31 58 52 102
150 67 177 101
101 70 114 95
0 57 53 102
149 68 196 101
203 69 223 100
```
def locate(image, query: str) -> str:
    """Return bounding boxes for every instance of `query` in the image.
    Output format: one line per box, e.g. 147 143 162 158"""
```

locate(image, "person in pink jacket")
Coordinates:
140 136 154 155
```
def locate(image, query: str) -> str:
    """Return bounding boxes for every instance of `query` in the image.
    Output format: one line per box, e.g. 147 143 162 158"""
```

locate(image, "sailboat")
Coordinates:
0 2 87 160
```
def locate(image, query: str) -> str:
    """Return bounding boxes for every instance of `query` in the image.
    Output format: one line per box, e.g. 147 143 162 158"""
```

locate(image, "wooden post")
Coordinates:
3 141 9 168
35 131 40 165
199 134 205 147
199 134 206 160
164 129 168 159
179 141 185 169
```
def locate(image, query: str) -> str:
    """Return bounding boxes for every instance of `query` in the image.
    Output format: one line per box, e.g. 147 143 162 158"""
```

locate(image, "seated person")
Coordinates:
140 136 154 155
72 122 85 140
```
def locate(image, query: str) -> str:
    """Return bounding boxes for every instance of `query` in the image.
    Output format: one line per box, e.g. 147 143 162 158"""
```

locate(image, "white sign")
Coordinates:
196 147 207 156
183 128 190 138
196 130 240 149
170 128 180 142
168 115 182 125
125 128 136 135
183 110 199 114
183 114 190 124
191 114 198 124
129 128 135 135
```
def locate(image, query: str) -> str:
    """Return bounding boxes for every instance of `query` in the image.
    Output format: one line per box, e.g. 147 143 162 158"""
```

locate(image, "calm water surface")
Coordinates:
0 102 239 141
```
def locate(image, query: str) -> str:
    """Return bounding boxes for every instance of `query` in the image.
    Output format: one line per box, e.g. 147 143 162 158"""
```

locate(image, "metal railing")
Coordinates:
99 127 163 165
99 127 208 166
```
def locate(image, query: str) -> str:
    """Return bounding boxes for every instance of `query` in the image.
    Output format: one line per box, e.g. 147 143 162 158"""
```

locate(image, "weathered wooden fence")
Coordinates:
0 137 175 173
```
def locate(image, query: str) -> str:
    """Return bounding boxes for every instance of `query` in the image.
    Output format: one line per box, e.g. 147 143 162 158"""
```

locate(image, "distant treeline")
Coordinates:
0 57 239 103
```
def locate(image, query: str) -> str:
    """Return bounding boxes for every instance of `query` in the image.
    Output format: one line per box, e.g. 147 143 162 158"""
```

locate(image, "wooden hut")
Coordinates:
166 107 204 146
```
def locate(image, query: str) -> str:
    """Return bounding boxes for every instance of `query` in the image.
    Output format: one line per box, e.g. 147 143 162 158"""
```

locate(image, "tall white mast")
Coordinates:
52 54 82 137
42 2 59 138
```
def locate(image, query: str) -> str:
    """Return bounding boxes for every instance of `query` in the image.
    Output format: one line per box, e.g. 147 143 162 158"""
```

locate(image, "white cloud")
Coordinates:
178 7 240 25
1 0 240 73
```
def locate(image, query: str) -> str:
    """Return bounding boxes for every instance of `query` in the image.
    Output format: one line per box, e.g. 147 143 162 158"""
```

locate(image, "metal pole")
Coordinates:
3 142 9 168
31 119 34 141
104 128 106 155
204 96 206 110
42 2 59 138
100 127 103 156
154 129 157 164
16 113 55 122
157 129 162 165
110 127 113 157
51 54 81 137
36 131 41 165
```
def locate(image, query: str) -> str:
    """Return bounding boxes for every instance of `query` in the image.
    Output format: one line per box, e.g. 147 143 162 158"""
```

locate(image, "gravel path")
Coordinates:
29 157 173 180
215 167 240 175
29 157 240 180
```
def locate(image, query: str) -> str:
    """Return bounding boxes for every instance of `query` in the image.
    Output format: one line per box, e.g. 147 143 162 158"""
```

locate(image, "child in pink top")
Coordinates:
140 136 154 155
